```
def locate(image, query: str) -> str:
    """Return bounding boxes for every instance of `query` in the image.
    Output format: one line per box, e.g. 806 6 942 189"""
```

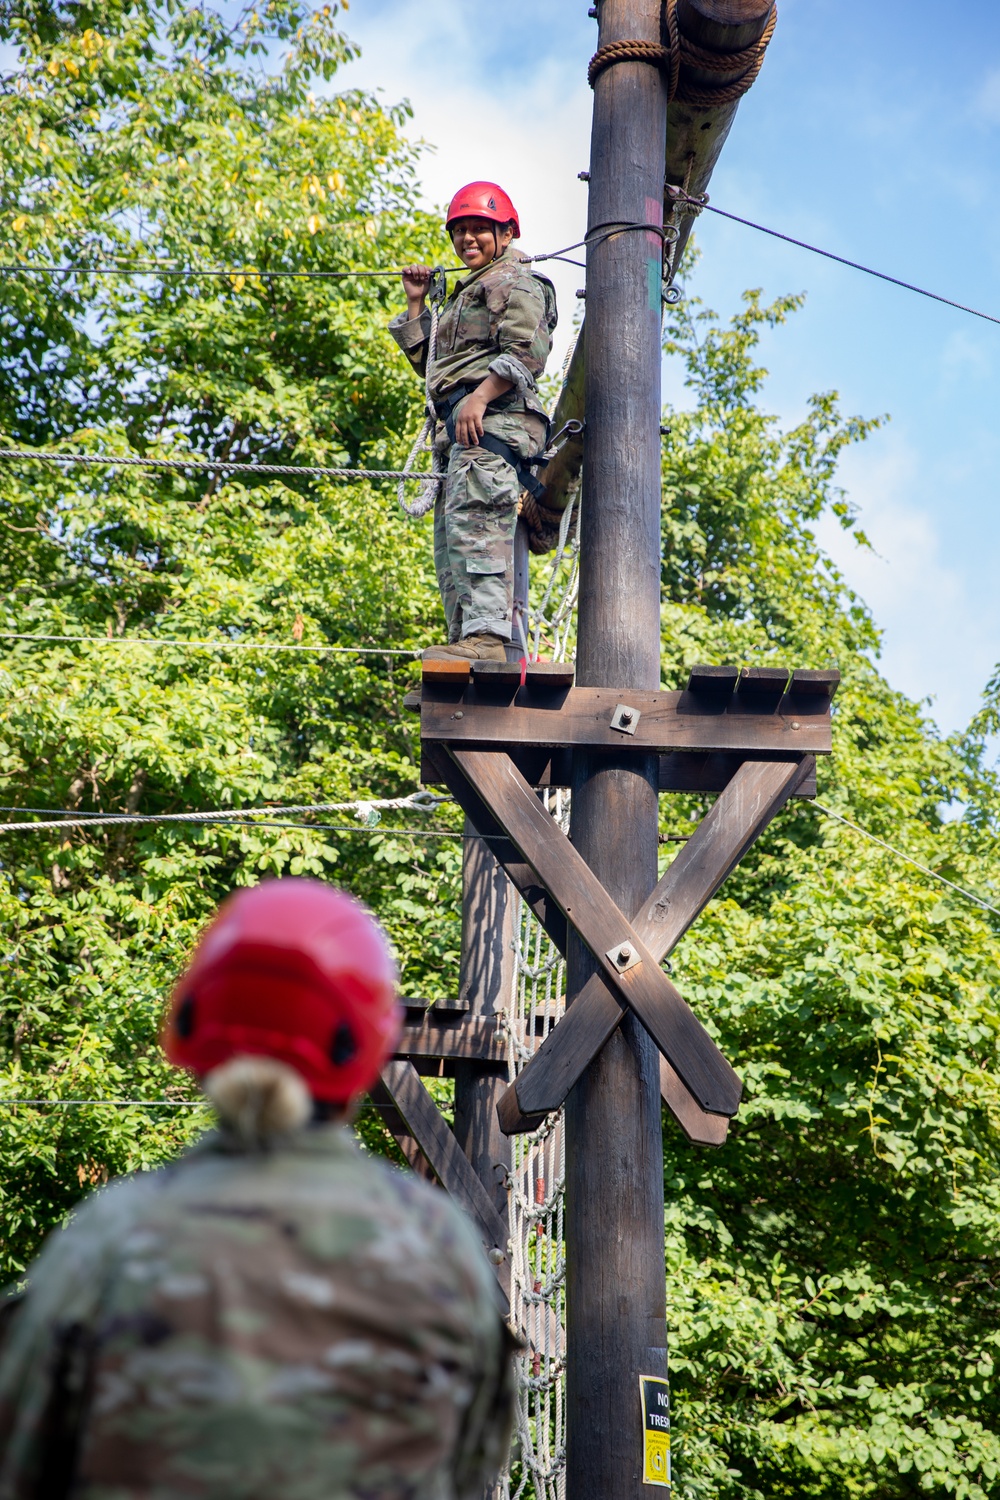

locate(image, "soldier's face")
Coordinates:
450 218 513 270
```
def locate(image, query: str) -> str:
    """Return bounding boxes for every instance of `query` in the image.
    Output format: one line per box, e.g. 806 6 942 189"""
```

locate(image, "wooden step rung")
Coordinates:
686 663 738 696
788 668 840 699
525 660 575 690
421 658 471 686
737 666 790 697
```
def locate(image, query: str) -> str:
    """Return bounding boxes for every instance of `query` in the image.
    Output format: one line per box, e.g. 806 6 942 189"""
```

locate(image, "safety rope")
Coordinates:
0 446 438 495
813 803 1000 919
588 38 674 90
396 267 448 519
0 633 420 657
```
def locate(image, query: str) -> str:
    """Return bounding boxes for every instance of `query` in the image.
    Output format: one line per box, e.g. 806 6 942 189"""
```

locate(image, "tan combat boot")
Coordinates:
422 633 509 663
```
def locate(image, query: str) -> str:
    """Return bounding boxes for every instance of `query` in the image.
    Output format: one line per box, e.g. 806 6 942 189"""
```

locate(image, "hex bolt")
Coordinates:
619 710 633 726
578 170 591 181
576 288 587 299
617 945 632 966
453 711 464 720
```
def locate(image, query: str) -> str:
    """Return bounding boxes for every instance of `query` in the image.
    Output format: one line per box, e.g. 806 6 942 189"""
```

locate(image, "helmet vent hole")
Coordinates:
330 1022 357 1066
175 995 196 1039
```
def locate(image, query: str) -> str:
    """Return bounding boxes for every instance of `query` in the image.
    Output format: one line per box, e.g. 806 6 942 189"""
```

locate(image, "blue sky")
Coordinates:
335 0 1000 739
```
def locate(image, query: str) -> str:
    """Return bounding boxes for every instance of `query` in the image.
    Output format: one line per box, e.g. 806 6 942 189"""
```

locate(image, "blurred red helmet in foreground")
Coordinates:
163 880 401 1104
446 181 520 237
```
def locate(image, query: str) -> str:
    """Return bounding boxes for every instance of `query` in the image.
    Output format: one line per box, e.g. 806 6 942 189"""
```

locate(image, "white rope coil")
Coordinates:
396 276 446 519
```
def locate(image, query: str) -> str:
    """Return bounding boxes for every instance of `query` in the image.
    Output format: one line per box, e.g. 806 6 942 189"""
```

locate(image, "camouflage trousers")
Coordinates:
433 408 547 642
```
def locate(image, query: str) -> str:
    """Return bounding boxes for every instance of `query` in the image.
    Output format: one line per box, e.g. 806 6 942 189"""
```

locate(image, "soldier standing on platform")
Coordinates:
390 181 558 662
0 880 515 1500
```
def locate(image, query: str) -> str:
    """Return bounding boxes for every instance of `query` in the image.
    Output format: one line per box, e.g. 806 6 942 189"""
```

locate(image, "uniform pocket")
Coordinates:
455 286 491 348
467 556 506 575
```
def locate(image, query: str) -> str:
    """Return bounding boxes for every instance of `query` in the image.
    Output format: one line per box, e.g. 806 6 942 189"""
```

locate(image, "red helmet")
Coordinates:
446 181 520 238
163 879 402 1104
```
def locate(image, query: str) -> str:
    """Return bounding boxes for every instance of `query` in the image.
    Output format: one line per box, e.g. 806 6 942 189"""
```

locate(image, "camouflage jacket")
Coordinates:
389 247 557 420
0 1125 514 1500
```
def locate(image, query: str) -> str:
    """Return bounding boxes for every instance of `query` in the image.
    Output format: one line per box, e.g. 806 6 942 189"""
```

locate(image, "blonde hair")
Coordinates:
202 1054 312 1147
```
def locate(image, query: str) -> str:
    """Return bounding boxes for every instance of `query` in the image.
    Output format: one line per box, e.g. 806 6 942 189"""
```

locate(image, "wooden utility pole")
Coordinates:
566 1 670 1495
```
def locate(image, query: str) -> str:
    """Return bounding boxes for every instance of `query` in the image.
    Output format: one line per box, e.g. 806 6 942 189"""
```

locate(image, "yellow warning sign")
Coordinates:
639 1375 671 1489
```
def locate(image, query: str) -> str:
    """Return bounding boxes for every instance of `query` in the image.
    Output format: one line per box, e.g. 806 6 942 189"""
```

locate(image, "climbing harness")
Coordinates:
439 387 550 503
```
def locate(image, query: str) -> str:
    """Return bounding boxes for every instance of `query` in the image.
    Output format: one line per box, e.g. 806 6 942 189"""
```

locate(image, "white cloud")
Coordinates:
974 66 1000 125
817 436 999 734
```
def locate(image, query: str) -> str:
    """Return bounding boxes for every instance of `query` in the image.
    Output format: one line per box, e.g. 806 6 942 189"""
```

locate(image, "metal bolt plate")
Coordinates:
610 703 640 734
606 941 641 974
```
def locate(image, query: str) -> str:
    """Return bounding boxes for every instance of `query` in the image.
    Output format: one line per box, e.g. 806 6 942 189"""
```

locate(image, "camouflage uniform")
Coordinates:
390 248 557 642
0 1124 514 1500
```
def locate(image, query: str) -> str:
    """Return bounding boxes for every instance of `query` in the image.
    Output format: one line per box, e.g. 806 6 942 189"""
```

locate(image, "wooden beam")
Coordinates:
395 1011 506 1065
419 684 831 756
449 748 742 1116
500 757 811 1131
534 4 777 524
431 750 569 954
367 1080 437 1181
429 749 758 1138
423 737 818 797
378 1061 509 1293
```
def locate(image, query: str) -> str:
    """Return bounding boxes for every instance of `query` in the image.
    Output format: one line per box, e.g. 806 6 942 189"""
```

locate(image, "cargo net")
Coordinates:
500 491 579 1500
501 811 568 1500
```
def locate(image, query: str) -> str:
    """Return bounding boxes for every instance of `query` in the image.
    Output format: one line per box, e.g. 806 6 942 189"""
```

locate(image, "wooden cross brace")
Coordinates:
435 747 811 1143
408 661 836 1145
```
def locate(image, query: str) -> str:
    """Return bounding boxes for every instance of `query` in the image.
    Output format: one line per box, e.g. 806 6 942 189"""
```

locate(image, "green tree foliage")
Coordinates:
0 0 462 1272
1 8 999 1500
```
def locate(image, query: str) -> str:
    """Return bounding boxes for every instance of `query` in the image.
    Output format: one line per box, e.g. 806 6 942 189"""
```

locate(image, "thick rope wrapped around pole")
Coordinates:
672 0 777 106
588 0 775 107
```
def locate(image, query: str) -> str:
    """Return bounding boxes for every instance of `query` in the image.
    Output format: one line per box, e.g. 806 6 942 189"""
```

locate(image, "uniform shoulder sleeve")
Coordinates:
388 307 432 379
483 265 553 388
392 1175 517 1499
0 1179 149 1498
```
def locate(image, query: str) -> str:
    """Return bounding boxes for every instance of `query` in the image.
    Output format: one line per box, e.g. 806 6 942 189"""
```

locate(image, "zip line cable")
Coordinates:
0 791 447 834
0 240 596 284
0 815 467 839
0 223 671 288
813 802 1000 919
2 209 998 325
665 186 1000 329
0 632 421 657
0 1099 206 1109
